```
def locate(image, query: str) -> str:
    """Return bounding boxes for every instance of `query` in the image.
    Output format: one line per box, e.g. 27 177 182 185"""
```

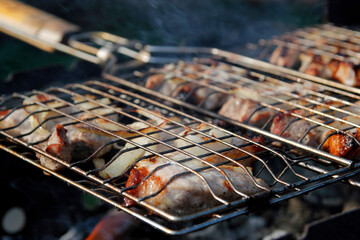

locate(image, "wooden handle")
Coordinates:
0 0 79 52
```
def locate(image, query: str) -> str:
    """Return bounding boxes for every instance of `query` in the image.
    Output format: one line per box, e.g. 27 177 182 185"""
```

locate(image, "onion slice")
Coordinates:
98 125 162 179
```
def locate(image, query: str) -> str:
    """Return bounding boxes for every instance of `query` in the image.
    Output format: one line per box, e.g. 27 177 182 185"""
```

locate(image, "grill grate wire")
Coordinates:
2 27 360 233
254 24 360 87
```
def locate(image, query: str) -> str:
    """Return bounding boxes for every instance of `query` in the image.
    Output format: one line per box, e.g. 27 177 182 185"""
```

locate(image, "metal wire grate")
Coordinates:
251 24 360 89
2 43 360 234
110 56 360 164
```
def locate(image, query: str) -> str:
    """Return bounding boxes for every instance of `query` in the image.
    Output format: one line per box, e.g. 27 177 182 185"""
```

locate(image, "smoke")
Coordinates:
113 0 326 48
27 0 326 49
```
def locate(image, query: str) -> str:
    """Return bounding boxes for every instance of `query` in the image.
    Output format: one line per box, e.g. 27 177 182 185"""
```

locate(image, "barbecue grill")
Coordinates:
250 24 360 89
1 0 360 238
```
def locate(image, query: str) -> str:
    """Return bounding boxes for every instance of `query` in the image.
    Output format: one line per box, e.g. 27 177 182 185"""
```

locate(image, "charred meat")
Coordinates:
0 94 126 170
269 45 360 87
124 154 268 216
145 62 231 110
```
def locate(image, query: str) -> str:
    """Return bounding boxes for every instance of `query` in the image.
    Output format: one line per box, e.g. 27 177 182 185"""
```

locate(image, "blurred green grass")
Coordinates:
0 39 74 80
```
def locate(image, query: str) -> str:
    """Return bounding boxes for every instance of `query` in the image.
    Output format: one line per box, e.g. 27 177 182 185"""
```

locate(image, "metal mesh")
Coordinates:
252 24 360 88
2 27 360 233
111 58 360 164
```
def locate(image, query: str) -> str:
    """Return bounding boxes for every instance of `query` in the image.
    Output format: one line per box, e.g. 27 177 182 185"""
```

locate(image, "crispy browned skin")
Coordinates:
0 109 10 118
305 55 326 76
125 165 149 206
38 124 71 171
304 58 360 87
124 155 268 216
123 136 267 215
322 132 359 159
38 109 123 169
270 108 360 159
270 45 360 87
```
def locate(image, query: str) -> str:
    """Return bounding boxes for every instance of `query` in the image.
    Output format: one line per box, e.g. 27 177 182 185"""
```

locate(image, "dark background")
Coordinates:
0 0 327 82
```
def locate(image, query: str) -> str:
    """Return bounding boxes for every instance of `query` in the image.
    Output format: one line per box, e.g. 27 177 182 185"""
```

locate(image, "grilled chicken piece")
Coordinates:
37 124 71 171
124 154 268 215
0 94 129 170
0 104 72 171
298 51 332 76
38 108 174 171
269 43 360 87
0 107 55 151
269 46 300 68
297 54 360 87
322 60 360 87
270 102 360 159
0 108 32 137
145 62 230 110
39 119 166 172
0 103 71 171
218 97 274 128
321 60 340 79
333 62 360 87
1 93 187 172
147 74 193 99
66 107 124 159
320 113 360 159
120 124 268 215
304 55 331 76
0 94 61 139
64 124 116 160
322 132 359 159
99 122 264 179
0 94 106 138
35 100 126 170
270 109 325 146
218 84 296 128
